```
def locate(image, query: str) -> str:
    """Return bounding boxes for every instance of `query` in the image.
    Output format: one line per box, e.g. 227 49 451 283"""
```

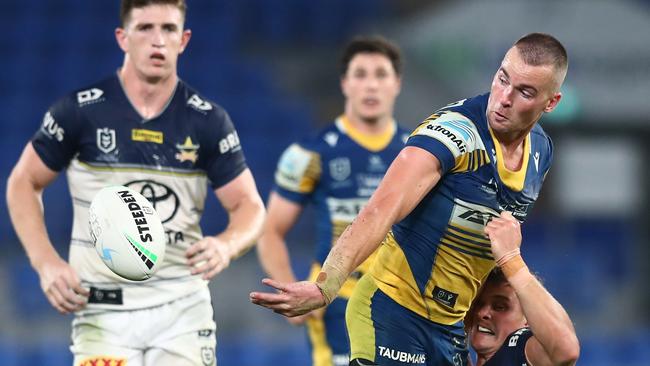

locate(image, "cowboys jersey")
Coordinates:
32 74 246 312
273 116 409 298
370 93 553 325
484 328 533 365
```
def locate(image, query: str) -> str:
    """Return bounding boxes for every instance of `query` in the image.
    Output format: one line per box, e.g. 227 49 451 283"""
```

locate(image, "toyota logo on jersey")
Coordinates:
124 180 180 223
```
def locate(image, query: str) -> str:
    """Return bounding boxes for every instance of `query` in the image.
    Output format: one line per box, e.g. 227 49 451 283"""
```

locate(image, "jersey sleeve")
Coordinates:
406 112 480 174
31 96 83 172
484 327 534 365
201 108 247 189
273 143 322 204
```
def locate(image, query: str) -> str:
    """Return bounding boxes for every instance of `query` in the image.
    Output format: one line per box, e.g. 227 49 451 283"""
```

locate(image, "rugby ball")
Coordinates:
88 185 166 281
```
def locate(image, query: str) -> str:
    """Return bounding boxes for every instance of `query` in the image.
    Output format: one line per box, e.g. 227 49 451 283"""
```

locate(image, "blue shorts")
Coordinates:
346 275 468 366
306 297 350 366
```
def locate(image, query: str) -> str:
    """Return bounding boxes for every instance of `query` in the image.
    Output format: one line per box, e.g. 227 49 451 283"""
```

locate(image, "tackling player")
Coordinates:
251 33 568 365
6 1 265 365
467 213 580 366
256 36 408 366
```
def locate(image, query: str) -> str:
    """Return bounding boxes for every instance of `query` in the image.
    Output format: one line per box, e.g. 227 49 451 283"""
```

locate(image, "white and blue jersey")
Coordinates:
32 74 247 312
484 328 533 365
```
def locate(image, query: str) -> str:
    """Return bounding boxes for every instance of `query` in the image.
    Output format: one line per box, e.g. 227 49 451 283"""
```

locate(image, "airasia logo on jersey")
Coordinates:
41 111 64 141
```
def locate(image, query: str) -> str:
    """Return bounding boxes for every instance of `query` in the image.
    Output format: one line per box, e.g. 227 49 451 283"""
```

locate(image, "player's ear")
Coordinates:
340 75 350 98
544 92 562 113
179 29 192 54
115 27 128 52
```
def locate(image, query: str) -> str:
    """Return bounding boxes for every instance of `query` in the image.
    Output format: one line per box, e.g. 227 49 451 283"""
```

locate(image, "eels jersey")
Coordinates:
370 93 553 324
31 74 247 312
484 328 533 366
274 116 408 298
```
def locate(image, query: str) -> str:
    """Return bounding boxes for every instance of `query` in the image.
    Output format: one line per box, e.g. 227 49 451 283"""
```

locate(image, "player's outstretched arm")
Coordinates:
6 143 89 314
187 168 265 280
485 213 580 366
251 146 443 315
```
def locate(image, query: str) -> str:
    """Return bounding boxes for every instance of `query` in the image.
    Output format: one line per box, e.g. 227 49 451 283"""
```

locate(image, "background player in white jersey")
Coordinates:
252 33 569 365
467 213 579 366
257 36 408 366
6 1 265 365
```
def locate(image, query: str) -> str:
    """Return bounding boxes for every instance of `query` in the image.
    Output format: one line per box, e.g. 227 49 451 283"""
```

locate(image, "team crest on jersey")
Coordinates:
175 136 200 163
187 94 212 112
97 127 116 153
329 157 351 181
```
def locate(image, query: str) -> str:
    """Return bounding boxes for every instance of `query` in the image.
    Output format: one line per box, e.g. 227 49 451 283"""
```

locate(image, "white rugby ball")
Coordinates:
88 185 166 281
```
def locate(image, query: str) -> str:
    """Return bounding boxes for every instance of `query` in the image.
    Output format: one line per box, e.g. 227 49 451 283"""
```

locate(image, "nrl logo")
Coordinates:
329 157 351 181
97 127 116 154
175 136 200 163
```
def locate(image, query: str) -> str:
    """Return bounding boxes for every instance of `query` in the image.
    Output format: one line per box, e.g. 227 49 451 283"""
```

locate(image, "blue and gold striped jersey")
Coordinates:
273 116 409 298
370 93 553 324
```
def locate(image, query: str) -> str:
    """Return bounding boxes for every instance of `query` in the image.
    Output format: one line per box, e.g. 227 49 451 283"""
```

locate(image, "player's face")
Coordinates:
116 5 191 81
468 281 527 357
341 53 401 124
487 47 562 137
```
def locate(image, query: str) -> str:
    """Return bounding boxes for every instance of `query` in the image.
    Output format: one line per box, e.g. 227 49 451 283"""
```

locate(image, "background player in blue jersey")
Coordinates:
256 36 408 366
252 33 569 365
467 213 579 366
6 1 265 365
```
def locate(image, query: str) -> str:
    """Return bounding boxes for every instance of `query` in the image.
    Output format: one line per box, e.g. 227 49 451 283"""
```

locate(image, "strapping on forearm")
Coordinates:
314 262 347 305
498 252 533 289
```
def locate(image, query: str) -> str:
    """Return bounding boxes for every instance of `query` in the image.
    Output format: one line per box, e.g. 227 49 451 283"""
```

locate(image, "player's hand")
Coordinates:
250 278 327 317
36 256 89 314
484 211 522 262
186 236 232 280
286 306 326 326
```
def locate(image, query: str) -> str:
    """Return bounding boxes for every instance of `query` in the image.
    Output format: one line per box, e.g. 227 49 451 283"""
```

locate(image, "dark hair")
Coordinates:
514 33 568 72
339 36 403 76
120 0 187 27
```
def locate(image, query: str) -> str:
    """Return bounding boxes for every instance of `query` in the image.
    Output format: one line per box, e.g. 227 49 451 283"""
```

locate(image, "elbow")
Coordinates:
249 197 267 243
552 334 580 366
6 168 28 208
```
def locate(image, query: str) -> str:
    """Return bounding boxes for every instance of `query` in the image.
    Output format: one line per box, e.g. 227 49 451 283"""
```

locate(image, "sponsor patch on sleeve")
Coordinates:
275 143 320 193
412 112 477 158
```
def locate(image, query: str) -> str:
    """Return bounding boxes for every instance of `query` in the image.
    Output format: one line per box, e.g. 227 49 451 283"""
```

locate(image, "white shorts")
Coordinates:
71 288 217 366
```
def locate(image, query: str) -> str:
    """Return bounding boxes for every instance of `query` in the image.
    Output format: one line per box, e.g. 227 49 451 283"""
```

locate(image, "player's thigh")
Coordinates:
346 275 427 366
145 290 217 366
145 330 216 366
424 321 468 366
71 312 144 366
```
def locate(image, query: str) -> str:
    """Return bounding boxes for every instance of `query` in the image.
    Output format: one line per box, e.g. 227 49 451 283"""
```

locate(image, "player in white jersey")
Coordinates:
6 1 265 365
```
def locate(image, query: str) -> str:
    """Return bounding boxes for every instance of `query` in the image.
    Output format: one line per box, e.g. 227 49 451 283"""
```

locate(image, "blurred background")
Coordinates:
1 0 648 365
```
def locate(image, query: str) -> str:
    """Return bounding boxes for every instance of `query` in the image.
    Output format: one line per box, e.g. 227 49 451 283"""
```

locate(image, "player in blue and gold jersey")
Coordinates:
7 1 265 365
252 33 569 366
256 36 408 366
467 213 579 366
